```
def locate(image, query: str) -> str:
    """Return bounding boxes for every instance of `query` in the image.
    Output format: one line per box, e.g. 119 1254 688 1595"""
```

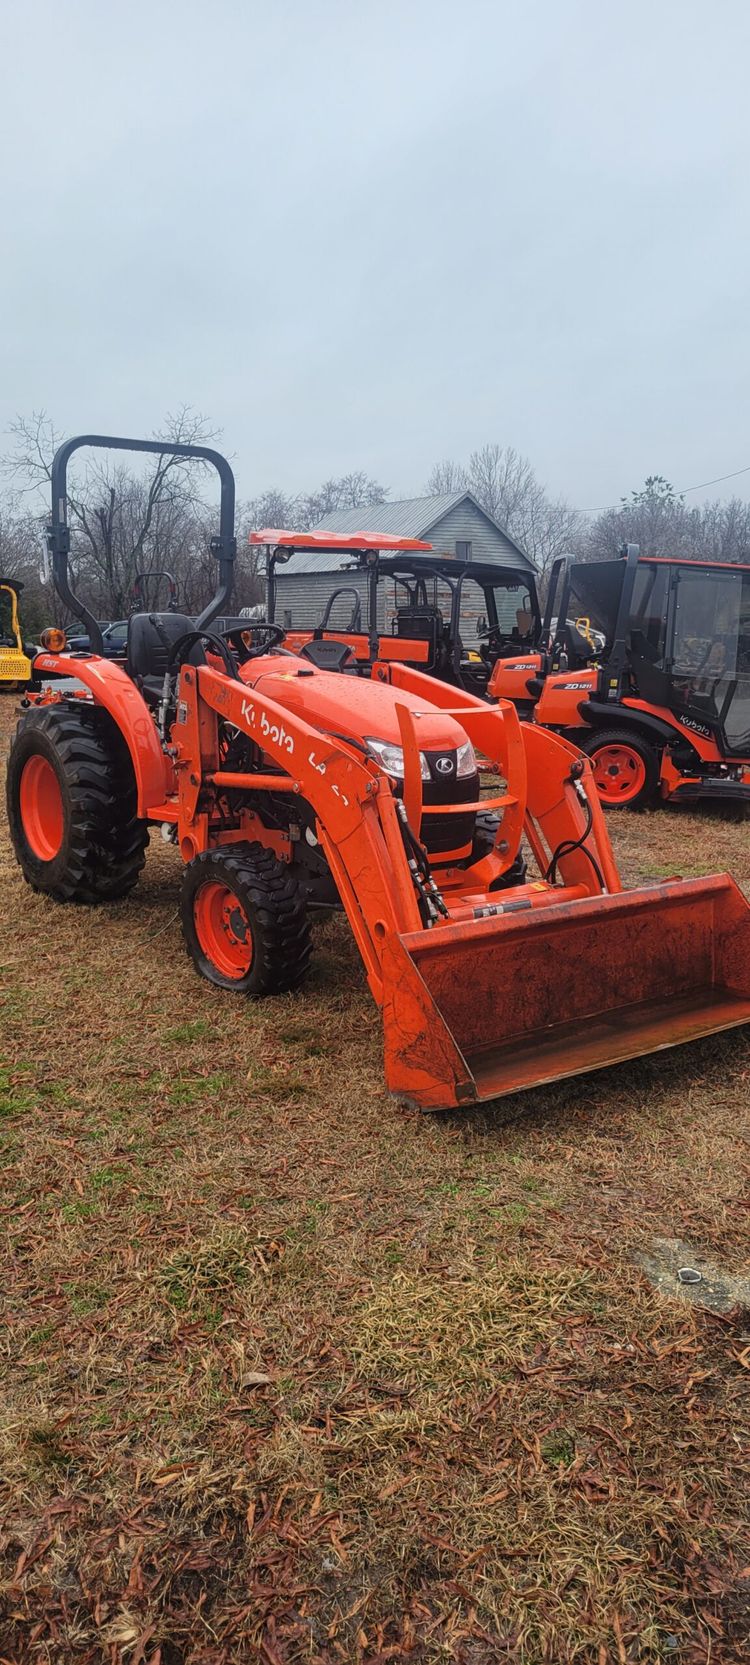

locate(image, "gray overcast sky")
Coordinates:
1 0 749 510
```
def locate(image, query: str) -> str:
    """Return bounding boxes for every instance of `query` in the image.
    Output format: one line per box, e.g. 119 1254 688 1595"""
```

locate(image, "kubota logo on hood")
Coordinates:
435 756 455 775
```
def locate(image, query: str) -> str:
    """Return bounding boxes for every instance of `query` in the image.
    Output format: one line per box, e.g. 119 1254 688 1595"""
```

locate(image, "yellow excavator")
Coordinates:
0 578 34 691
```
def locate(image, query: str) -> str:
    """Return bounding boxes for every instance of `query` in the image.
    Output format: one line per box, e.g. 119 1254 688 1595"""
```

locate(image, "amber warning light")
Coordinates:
40 628 67 652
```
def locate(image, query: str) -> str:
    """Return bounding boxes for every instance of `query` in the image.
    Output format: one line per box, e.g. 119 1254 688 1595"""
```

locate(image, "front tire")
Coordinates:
6 703 148 901
584 728 660 810
180 844 312 996
471 810 528 888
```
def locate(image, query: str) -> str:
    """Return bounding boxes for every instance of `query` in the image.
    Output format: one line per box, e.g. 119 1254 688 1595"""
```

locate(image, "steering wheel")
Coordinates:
477 621 512 652
230 621 286 661
168 629 240 680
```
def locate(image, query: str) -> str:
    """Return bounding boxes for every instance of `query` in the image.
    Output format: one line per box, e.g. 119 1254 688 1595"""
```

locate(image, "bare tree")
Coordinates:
425 459 470 496
0 500 49 633
302 472 388 528
425 442 583 585
467 444 539 526
583 478 750 565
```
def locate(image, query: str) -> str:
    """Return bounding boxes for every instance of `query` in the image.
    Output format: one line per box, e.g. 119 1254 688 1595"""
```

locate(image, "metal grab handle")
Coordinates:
48 434 237 654
318 586 363 634
131 568 180 613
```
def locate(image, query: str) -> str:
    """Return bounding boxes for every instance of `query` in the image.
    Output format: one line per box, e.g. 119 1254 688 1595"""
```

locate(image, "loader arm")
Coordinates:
377 661 621 896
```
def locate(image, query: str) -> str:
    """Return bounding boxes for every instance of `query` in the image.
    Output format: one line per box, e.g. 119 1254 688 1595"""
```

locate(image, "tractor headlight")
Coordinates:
456 739 477 778
366 737 431 782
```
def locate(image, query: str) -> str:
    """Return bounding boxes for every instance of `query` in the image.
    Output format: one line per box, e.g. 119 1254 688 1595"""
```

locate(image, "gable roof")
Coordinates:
277 492 533 574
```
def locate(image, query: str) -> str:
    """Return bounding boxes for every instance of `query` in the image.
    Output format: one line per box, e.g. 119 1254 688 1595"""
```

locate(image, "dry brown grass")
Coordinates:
1 695 750 1663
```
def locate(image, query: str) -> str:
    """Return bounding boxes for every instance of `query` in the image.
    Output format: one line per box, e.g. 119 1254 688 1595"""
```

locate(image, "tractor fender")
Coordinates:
31 652 171 813
578 700 678 750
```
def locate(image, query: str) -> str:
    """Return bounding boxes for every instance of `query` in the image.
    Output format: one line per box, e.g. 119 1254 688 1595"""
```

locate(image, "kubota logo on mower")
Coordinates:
435 756 454 775
240 696 295 756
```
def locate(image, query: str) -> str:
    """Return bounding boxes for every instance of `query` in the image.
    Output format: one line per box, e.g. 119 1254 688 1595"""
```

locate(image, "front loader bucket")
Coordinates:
381 875 750 1110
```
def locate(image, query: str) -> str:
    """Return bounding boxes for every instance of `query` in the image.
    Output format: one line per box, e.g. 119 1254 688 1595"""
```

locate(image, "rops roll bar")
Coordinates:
47 434 236 655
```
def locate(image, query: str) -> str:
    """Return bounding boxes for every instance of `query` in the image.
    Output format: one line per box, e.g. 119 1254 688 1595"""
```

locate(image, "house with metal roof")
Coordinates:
272 491 534 632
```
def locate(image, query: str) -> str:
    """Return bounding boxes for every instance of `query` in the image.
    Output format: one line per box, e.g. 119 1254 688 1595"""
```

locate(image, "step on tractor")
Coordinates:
7 436 750 1110
491 545 750 811
258 529 540 698
1 577 36 692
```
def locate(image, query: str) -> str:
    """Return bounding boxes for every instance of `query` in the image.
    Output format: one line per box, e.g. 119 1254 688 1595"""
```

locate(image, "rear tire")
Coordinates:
584 727 660 810
180 844 312 997
6 703 148 901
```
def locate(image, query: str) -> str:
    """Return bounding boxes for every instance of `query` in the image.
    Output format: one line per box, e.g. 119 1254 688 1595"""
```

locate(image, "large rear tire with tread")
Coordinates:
584 727 660 811
6 703 148 902
180 844 312 997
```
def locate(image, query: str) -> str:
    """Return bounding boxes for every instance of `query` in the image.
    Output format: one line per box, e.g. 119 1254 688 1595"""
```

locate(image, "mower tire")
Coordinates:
180 843 312 997
584 727 660 811
6 703 148 902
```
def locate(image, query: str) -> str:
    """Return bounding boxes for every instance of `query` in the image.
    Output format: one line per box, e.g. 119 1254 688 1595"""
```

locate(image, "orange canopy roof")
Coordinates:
249 528 433 552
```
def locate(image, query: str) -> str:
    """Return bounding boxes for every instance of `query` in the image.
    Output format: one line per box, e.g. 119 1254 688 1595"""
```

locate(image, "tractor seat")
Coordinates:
126 611 201 701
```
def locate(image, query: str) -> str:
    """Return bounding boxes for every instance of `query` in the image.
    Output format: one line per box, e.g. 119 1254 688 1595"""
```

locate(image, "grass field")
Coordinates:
2 696 750 1664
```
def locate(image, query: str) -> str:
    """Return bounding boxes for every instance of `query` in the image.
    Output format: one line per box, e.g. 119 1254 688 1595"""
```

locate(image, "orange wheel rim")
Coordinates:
19 755 64 860
591 743 647 804
194 881 254 978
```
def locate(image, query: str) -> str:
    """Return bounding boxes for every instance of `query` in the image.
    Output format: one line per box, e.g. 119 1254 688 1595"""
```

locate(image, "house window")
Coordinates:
455 540 472 562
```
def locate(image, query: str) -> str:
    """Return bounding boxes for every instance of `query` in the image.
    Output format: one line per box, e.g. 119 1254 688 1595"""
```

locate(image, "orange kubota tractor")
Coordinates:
7 436 750 1110
491 544 750 811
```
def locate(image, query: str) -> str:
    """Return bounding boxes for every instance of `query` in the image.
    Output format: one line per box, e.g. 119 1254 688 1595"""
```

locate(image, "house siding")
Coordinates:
272 571 373 631
422 500 526 567
273 570 532 650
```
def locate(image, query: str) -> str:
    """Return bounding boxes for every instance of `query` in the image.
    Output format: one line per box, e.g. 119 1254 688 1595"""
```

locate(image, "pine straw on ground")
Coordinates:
1 696 750 1665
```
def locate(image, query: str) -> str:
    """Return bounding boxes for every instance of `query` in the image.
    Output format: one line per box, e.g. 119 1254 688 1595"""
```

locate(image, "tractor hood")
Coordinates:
240 655 470 753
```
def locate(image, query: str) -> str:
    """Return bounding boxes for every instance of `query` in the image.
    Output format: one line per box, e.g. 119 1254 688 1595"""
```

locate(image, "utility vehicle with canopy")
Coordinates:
258 529 540 696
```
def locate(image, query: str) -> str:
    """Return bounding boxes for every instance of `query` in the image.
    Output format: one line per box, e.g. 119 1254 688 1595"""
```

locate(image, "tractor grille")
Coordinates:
421 756 478 857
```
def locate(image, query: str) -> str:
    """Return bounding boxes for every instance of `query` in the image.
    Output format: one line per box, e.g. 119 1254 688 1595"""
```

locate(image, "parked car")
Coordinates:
66 620 128 656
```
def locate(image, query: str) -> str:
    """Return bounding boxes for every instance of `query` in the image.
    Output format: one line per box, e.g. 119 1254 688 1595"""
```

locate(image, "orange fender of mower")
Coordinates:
381 874 750 1109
